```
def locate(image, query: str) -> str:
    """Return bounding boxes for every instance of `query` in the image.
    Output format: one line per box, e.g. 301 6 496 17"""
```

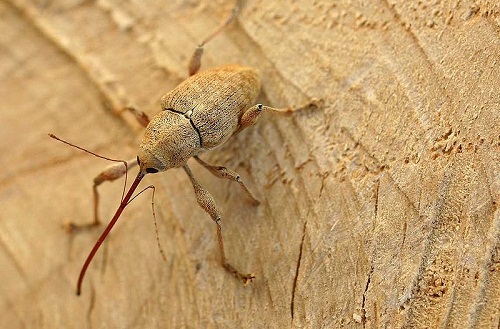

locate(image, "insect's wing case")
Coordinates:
161 65 261 149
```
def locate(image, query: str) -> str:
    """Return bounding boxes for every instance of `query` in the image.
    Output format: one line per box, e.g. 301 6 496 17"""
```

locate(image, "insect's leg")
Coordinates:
194 156 259 205
64 157 139 233
188 0 244 76
239 99 323 132
183 164 255 284
93 158 139 225
125 106 150 128
238 104 292 132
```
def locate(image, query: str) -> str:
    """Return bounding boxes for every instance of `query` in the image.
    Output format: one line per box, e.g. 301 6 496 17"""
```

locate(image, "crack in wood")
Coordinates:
86 283 96 329
374 178 380 221
0 231 29 284
361 264 374 328
290 220 307 321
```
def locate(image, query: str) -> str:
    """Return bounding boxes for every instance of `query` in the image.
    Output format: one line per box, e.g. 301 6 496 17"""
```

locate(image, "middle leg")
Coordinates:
194 156 260 205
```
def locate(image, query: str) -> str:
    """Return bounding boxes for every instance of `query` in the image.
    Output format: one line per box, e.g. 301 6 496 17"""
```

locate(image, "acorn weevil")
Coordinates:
50 0 317 296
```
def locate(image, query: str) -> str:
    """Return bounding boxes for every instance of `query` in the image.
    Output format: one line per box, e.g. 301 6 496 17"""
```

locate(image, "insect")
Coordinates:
51 1 317 296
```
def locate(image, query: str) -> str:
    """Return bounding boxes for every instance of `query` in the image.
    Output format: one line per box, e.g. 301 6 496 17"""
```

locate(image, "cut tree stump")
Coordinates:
0 0 498 328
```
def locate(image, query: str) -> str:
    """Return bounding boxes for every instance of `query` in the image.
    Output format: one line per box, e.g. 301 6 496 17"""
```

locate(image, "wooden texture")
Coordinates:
0 0 499 328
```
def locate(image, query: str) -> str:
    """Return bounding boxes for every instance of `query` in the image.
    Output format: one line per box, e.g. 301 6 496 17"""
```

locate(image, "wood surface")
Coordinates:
0 0 499 328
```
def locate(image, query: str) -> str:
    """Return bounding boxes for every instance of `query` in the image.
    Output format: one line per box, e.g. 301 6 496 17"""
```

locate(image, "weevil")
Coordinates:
51 0 317 296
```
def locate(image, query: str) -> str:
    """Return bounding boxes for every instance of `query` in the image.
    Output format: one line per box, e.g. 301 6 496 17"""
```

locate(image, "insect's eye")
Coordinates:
146 168 159 174
136 156 140 166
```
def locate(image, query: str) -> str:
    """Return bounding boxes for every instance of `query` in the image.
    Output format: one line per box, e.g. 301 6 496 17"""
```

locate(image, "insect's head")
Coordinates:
136 151 162 174
137 110 200 174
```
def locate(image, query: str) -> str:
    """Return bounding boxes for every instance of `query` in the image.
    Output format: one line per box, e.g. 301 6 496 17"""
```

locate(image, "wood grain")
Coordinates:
0 0 498 328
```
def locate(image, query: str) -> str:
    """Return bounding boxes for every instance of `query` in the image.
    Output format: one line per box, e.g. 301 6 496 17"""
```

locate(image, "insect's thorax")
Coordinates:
138 110 200 171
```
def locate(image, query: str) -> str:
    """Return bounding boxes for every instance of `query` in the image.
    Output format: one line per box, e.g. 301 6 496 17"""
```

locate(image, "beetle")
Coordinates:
50 0 315 296
71 64 290 295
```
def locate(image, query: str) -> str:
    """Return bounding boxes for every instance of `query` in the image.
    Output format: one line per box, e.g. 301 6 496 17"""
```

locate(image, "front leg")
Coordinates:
125 105 150 128
183 164 255 284
64 157 138 233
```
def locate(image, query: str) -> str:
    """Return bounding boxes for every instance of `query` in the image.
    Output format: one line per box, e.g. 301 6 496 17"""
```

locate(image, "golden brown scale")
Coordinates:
160 65 261 149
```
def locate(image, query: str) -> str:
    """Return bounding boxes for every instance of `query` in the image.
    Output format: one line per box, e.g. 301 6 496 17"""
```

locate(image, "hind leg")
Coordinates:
188 0 244 76
183 164 255 284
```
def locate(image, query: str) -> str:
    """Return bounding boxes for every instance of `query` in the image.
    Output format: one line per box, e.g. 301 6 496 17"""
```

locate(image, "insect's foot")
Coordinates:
62 220 100 234
300 97 324 111
223 262 255 284
240 273 256 285
249 197 260 206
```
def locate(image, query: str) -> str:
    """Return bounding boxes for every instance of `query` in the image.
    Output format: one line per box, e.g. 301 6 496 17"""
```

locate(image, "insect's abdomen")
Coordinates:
160 65 261 149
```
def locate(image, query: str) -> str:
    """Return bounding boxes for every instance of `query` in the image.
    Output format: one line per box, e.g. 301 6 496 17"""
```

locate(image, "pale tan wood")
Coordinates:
0 0 498 328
